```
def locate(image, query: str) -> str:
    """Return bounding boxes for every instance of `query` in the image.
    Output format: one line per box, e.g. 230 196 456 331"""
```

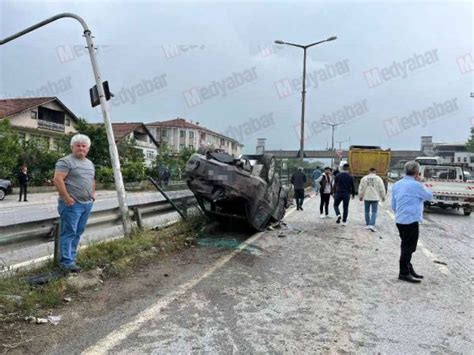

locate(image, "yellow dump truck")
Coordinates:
348 145 392 193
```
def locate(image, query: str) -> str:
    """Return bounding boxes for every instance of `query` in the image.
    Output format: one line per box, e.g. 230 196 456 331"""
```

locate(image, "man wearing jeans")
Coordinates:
53 134 96 272
358 168 386 232
333 164 355 226
391 161 432 283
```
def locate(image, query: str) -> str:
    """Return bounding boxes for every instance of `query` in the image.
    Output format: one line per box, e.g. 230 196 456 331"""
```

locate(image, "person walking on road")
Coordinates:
18 164 29 202
359 168 386 232
311 166 322 195
53 134 96 273
316 167 333 218
291 167 307 211
391 161 433 284
333 163 355 226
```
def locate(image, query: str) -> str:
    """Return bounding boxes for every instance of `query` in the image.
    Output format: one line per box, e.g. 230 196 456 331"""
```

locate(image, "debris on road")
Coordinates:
63 297 72 303
47 315 62 325
278 234 286 238
35 318 48 324
434 260 448 266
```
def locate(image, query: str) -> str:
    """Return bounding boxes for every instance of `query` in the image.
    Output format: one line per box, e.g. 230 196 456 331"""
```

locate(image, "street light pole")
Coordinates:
1 13 132 236
320 122 343 167
275 36 337 167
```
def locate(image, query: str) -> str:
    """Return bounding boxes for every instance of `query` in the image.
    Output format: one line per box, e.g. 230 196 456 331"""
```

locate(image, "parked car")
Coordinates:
185 148 288 231
0 178 13 200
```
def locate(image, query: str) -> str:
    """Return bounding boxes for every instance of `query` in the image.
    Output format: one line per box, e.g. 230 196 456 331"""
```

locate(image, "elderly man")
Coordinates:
391 161 432 283
54 134 96 272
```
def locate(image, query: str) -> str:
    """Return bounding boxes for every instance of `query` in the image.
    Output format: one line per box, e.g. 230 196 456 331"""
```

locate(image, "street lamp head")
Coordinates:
274 40 285 45
326 36 337 41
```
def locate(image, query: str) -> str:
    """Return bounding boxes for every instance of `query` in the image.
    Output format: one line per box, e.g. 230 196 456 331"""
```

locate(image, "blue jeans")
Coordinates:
364 200 379 226
313 180 320 194
58 200 93 267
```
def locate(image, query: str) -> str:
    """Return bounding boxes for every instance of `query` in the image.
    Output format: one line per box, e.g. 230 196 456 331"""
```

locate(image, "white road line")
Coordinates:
385 210 449 275
82 219 289 354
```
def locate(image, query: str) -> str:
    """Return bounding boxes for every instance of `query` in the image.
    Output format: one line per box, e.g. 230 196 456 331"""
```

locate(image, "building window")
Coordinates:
464 157 467 163
65 118 71 126
180 130 185 138
31 111 37 119
179 144 185 150
146 151 156 160
457 157 461 162
220 138 225 146
189 144 194 150
189 131 194 139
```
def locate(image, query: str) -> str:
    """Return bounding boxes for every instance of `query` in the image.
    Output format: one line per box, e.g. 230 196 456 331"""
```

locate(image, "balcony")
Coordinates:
37 119 65 132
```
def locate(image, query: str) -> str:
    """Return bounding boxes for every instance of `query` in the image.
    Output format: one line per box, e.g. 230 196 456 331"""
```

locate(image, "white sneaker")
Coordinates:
320 214 326 219
368 225 376 232
341 221 348 226
365 225 370 230
325 215 332 219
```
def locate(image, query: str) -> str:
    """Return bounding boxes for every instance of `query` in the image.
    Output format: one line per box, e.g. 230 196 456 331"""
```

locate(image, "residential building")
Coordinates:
111 122 160 167
147 118 243 156
0 97 78 150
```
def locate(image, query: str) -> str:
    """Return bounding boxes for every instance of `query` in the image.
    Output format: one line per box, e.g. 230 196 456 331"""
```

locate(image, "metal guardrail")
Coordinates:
0 194 197 246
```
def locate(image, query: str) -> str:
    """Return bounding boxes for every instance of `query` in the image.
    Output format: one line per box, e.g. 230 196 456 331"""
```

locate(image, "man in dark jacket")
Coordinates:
291 167 307 211
333 164 355 225
18 165 29 202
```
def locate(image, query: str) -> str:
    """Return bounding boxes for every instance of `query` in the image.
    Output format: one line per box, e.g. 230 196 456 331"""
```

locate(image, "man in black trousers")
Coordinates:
291 167 307 211
333 163 355 225
18 164 29 202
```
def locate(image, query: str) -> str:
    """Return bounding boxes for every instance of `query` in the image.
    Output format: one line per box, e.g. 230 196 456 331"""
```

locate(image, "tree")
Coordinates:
19 139 62 185
0 120 21 179
466 127 474 153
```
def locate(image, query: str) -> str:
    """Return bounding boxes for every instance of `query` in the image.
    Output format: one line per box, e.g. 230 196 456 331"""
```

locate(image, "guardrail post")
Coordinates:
53 219 61 266
133 207 143 230
181 198 188 219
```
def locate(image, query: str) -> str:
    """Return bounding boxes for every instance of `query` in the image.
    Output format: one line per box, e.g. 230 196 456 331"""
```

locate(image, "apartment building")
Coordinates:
147 118 243 156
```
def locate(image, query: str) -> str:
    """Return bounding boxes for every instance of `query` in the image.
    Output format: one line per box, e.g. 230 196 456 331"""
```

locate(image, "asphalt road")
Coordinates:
18 191 472 354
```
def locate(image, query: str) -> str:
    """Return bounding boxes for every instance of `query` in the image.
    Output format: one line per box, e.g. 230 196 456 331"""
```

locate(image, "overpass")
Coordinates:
264 149 421 167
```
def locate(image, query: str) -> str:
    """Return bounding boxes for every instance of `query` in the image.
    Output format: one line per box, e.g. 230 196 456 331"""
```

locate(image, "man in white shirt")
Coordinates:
358 168 386 232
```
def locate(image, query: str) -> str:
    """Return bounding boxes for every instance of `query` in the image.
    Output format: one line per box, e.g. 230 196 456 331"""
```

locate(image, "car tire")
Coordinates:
0 188 5 201
463 207 471 216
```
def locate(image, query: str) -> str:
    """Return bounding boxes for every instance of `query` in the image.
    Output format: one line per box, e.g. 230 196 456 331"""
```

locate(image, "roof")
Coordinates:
111 122 160 148
0 97 79 121
147 118 242 146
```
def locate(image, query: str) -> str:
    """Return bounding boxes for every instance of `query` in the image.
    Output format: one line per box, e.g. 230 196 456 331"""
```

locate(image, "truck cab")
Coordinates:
419 164 474 216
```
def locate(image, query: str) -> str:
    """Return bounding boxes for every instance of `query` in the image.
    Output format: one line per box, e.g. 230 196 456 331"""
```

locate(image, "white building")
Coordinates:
147 118 243 156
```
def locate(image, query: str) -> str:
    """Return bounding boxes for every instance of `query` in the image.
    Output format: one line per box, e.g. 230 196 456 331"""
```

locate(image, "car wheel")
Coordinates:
463 206 472 216
0 188 5 201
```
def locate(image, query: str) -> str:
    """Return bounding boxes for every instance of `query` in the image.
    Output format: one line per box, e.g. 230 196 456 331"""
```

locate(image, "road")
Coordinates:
16 191 472 354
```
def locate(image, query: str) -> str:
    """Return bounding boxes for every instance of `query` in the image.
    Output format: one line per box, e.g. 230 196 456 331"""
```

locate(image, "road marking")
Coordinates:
385 210 449 275
83 229 269 354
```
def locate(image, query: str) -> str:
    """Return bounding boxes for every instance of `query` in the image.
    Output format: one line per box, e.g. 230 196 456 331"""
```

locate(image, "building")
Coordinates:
0 97 78 150
111 122 160 167
422 136 474 170
147 118 243 156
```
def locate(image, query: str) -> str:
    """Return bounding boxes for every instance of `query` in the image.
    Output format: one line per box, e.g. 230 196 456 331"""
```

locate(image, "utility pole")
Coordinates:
320 122 343 167
1 13 132 235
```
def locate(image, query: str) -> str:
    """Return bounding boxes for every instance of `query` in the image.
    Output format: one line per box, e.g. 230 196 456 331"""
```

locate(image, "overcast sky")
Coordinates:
1 0 472 153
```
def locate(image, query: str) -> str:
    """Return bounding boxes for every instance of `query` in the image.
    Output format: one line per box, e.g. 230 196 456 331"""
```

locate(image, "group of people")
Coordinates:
292 161 433 283
293 164 386 229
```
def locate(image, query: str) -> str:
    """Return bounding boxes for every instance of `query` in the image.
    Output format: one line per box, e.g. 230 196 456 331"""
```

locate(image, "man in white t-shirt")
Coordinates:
358 168 386 232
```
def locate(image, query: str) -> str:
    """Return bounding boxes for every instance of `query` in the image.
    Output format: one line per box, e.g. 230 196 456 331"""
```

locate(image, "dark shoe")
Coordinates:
300 207 304 211
24 200 28 202
336 215 341 224
398 274 421 283
69 265 82 273
409 265 424 279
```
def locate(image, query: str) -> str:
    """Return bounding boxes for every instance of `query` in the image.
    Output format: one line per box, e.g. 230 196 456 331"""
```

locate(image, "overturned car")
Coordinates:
185 148 288 231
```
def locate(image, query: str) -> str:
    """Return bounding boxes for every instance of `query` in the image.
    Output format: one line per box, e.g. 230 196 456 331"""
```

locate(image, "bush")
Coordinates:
122 162 146 183
95 166 114 184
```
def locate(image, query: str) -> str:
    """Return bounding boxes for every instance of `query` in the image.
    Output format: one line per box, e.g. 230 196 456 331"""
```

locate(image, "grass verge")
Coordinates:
0 212 206 331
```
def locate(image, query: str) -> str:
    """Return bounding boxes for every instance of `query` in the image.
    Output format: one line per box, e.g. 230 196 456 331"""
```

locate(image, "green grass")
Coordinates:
0 212 206 323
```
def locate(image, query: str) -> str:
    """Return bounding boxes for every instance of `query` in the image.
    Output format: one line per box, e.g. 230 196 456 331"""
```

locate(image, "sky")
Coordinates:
0 0 472 154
